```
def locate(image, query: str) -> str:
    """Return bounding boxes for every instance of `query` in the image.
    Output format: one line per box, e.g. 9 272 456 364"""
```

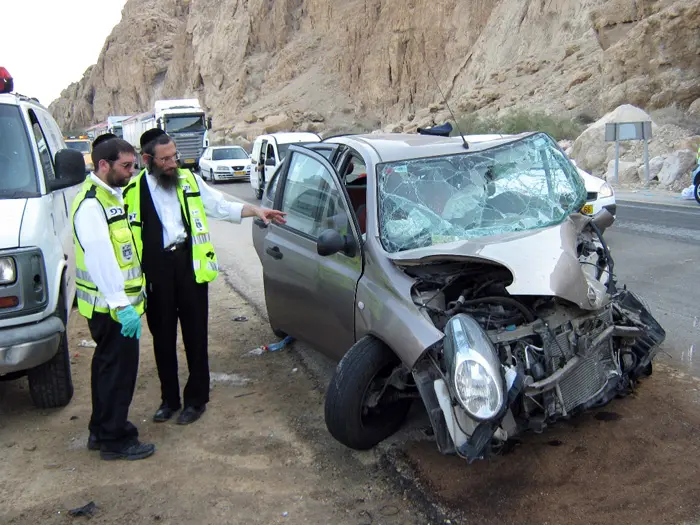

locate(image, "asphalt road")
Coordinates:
214 180 700 377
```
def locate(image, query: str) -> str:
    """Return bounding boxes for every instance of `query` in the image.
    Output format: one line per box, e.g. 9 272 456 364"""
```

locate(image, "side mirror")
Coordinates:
265 157 276 167
49 149 85 191
206 116 212 129
317 229 356 257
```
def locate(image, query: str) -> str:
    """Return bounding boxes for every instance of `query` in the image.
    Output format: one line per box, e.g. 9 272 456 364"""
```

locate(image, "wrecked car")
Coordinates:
252 131 665 461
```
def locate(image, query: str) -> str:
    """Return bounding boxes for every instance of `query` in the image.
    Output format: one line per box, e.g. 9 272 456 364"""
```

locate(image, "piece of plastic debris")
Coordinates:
282 512 289 517
292 368 298 373
68 501 97 518
210 372 251 386
78 340 97 348
246 336 295 356
233 316 248 322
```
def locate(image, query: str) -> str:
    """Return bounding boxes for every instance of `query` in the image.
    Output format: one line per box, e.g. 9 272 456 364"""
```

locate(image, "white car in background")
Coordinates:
573 162 616 216
198 145 252 183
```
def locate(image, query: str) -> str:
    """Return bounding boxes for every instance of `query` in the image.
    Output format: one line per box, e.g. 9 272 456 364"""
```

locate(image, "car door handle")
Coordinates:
254 217 267 228
266 246 283 260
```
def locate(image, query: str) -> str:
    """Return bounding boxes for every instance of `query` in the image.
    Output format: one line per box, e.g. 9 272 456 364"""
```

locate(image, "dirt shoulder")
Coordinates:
395 363 700 525
0 276 435 525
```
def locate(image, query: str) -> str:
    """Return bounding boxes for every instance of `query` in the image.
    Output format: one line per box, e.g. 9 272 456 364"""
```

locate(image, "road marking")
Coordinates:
615 220 700 243
618 199 700 212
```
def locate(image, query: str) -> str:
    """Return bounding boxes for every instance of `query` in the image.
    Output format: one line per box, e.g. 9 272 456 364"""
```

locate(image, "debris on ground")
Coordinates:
78 340 97 348
233 316 248 322
68 501 97 518
210 372 251 386
246 336 295 356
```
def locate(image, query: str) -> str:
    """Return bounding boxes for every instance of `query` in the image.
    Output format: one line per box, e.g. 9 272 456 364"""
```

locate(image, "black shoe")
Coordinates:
153 403 179 423
100 440 155 461
87 433 100 451
176 405 206 425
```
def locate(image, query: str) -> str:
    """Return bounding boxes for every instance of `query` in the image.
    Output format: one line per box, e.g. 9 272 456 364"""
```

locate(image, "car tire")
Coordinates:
211 170 216 184
324 336 412 450
694 170 700 205
27 283 74 409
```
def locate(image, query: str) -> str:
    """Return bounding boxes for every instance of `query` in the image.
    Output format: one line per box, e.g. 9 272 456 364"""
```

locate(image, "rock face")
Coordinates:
49 0 700 142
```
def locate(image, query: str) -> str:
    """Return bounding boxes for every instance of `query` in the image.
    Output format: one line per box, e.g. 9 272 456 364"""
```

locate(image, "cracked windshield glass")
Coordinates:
377 132 587 253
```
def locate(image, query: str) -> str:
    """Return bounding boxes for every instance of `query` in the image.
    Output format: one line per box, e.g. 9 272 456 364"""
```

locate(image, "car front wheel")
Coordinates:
324 336 412 450
27 284 74 409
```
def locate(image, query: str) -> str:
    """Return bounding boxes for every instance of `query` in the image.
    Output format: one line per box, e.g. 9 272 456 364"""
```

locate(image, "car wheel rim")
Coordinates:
359 364 402 428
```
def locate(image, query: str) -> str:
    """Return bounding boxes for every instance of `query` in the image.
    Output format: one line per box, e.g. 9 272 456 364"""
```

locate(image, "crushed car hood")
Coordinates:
0 199 27 249
388 216 609 310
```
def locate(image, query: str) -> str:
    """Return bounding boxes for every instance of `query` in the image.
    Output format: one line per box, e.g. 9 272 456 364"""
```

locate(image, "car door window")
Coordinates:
28 110 55 182
280 152 351 240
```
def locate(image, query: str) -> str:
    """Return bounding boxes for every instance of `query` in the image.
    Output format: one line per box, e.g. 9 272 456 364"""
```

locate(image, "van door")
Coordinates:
31 107 79 308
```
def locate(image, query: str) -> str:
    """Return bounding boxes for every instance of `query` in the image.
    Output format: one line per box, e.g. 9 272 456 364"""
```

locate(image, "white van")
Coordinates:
0 67 86 408
250 132 321 199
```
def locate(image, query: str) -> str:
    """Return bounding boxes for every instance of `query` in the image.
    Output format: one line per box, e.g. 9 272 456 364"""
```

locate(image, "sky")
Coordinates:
1 0 128 107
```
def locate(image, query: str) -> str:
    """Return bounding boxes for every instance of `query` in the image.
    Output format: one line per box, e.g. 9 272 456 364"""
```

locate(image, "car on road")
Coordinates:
0 67 86 408
251 131 661 460
250 132 321 199
571 161 616 216
198 145 252 183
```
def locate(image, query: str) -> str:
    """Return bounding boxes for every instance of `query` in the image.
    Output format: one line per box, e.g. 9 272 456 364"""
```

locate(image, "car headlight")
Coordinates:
598 182 614 198
0 257 17 285
443 314 505 421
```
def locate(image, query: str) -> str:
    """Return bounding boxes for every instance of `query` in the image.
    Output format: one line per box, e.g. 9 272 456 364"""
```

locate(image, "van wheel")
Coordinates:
27 285 74 409
254 188 263 200
324 337 412 450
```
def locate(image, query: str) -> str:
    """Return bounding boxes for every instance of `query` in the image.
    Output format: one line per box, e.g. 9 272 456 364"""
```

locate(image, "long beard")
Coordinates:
149 159 179 190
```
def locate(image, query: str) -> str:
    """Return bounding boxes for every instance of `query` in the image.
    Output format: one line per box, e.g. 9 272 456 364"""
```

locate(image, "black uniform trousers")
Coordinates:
87 312 139 451
145 244 210 410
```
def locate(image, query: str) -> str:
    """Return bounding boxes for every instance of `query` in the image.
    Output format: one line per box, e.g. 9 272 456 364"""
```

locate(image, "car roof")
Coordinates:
328 132 538 163
0 92 45 108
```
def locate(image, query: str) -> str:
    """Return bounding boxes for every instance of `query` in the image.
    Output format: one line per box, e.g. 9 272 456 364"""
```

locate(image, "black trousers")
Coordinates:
145 246 210 410
87 312 139 451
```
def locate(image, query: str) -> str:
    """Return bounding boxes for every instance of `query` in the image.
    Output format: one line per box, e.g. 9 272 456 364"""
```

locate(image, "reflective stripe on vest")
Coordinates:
124 168 219 284
71 178 146 321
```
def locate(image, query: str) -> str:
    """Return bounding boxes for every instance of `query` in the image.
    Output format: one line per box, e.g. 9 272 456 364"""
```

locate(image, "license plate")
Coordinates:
184 158 195 165
581 204 594 214
234 170 246 176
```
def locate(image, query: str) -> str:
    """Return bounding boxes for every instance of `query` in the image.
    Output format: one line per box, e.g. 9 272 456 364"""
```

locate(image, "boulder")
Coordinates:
570 104 653 175
657 149 697 187
604 160 639 184
637 155 667 182
262 113 293 133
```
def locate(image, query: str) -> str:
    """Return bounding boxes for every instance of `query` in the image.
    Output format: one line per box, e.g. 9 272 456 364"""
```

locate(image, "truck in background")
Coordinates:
63 135 94 173
85 121 107 141
106 115 130 138
122 98 211 171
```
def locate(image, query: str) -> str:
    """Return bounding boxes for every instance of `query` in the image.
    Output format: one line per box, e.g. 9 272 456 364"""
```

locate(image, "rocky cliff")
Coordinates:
49 0 700 144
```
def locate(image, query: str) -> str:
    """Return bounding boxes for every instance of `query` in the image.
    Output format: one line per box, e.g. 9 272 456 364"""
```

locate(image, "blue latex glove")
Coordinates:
116 305 141 339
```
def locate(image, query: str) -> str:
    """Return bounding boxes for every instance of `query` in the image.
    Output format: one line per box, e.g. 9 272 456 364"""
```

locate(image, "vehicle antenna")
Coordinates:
417 37 469 149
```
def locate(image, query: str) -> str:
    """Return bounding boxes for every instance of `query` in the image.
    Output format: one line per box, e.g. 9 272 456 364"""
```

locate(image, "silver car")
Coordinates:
252 132 664 461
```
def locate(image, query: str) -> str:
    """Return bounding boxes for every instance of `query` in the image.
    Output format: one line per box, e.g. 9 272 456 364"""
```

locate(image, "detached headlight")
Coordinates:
598 182 614 198
444 314 506 421
0 257 17 285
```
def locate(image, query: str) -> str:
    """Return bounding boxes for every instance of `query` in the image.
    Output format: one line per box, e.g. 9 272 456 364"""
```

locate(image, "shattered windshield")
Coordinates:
377 133 586 253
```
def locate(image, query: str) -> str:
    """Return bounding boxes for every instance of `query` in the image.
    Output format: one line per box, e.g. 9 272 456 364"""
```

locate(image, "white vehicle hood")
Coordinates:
0 199 27 249
212 159 251 168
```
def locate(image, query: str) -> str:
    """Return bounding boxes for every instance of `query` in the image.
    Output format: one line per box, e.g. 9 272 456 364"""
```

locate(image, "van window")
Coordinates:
28 110 56 182
0 104 39 198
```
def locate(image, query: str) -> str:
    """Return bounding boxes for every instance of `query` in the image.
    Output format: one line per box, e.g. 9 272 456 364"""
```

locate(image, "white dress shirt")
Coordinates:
73 173 131 309
145 170 244 248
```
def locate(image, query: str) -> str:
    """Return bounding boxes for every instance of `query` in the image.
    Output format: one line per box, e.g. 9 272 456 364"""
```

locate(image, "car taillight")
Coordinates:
0 67 14 94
